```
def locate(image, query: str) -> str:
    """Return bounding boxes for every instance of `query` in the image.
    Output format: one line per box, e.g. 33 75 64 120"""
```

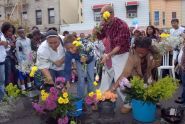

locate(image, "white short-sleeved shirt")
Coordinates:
0 33 7 63
170 27 185 37
16 37 32 63
36 40 65 71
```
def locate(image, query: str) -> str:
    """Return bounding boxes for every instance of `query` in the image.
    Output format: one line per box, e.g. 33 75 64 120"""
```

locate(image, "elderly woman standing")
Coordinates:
36 30 65 85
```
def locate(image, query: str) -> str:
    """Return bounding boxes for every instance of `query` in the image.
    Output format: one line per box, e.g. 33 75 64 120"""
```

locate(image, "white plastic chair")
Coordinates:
157 52 176 79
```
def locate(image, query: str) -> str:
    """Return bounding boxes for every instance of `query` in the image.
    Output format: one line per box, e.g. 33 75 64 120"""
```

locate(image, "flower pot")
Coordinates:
68 99 83 117
98 101 115 116
131 99 156 123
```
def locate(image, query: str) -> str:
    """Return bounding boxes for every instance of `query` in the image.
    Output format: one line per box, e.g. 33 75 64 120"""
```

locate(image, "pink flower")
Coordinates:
119 77 131 89
32 103 45 113
50 87 59 95
85 96 93 105
45 98 57 110
56 77 66 83
58 116 69 124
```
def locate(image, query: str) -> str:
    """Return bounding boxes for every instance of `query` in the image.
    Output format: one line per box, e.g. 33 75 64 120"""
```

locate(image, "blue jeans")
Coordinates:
5 57 17 85
181 71 185 103
76 59 95 98
0 63 5 101
49 69 64 82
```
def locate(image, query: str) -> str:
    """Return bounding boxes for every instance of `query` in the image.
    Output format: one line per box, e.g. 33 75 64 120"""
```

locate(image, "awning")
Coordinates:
92 3 112 10
125 1 139 6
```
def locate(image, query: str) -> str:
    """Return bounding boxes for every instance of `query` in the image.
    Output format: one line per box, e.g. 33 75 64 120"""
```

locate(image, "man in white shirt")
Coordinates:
170 19 185 37
170 19 185 64
0 32 8 100
36 30 65 85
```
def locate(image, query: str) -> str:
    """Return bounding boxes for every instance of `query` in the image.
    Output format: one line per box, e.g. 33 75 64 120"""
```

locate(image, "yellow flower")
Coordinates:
72 40 82 47
77 37 81 41
41 93 49 101
58 97 65 104
63 92 68 98
96 89 101 94
41 90 45 95
160 33 170 38
103 11 111 21
64 98 69 104
88 92 94 97
93 81 98 86
29 72 34 77
29 66 38 77
32 66 38 72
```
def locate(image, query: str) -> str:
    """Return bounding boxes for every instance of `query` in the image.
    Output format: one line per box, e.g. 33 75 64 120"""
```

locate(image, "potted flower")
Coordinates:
32 87 76 124
124 76 178 123
98 91 117 116
85 89 117 116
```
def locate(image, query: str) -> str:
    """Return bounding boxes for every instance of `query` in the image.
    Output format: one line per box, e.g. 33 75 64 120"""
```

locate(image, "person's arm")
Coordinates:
53 57 65 67
36 48 54 84
0 40 8 47
40 68 54 84
93 22 106 40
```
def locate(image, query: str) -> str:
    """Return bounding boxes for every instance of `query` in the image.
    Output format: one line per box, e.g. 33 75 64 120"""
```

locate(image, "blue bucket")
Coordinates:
131 99 156 123
68 99 83 117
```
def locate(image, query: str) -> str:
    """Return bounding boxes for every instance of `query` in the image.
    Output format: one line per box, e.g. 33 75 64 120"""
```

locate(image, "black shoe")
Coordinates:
175 99 185 104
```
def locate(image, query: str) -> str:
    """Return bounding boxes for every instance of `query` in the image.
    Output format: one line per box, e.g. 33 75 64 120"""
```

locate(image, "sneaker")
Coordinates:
21 85 26 91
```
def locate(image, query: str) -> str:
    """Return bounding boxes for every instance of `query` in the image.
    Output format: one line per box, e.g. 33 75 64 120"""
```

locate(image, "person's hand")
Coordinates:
0 41 8 46
80 56 87 63
101 54 110 64
53 60 63 67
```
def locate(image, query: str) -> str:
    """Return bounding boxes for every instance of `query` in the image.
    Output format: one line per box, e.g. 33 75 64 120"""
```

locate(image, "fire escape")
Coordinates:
4 0 29 24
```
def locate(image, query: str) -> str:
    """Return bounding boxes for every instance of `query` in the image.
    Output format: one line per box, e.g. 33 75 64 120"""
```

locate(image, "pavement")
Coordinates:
1 84 185 124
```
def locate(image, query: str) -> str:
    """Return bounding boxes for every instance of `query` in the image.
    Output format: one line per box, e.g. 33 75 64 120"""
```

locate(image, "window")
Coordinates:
172 12 176 19
93 9 101 22
126 6 137 18
22 11 27 20
36 10 42 25
48 8 55 24
154 11 159 26
162 12 165 25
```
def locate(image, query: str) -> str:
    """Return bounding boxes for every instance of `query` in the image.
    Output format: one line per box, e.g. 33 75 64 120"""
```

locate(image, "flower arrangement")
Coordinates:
72 37 94 71
125 76 178 103
5 83 21 98
33 87 75 124
85 89 117 105
16 51 36 74
152 34 184 55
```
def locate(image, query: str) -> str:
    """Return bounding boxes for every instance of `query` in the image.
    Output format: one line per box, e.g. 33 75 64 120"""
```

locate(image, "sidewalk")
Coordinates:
3 85 185 124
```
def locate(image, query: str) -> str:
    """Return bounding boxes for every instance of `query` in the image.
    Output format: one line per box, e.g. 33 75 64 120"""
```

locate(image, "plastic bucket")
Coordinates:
131 99 156 123
68 99 83 117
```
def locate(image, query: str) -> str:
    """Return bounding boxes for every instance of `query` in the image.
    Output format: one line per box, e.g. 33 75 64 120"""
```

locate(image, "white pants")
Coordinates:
100 52 129 101
99 66 114 92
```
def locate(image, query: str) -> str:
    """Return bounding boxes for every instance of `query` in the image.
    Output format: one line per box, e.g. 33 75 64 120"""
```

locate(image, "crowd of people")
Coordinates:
1 5 185 112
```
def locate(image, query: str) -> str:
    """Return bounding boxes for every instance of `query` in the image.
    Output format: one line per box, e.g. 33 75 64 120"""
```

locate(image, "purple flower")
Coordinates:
56 77 66 83
58 116 69 124
85 96 93 105
45 98 57 110
32 103 45 113
50 87 59 95
119 77 131 89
